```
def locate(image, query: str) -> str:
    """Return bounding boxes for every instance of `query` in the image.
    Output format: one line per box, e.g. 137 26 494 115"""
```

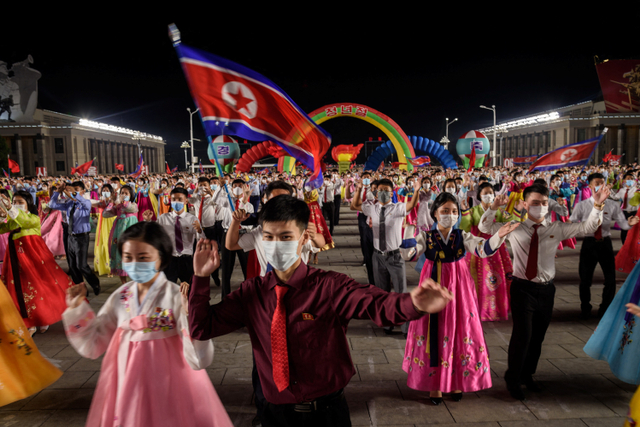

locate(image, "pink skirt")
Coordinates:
403 258 492 393
87 330 232 427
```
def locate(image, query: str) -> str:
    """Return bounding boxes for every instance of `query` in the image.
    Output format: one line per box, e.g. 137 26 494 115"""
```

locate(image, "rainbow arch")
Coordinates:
308 103 415 171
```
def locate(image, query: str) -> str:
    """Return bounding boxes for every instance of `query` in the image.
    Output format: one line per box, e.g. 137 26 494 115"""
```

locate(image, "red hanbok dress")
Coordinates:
2 207 74 328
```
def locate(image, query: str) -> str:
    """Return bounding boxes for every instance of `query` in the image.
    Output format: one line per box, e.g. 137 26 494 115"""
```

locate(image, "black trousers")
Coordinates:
67 232 100 290
61 222 70 259
579 236 616 314
334 194 341 225
357 213 375 285
262 390 351 427
505 277 555 386
164 255 194 285
221 230 248 299
202 222 224 285
321 201 335 235
621 211 634 244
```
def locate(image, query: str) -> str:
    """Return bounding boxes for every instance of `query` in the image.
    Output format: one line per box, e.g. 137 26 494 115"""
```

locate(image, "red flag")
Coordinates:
529 131 605 172
166 162 172 174
71 159 94 175
115 163 124 171
602 150 613 163
175 41 330 188
7 158 19 174
467 148 476 173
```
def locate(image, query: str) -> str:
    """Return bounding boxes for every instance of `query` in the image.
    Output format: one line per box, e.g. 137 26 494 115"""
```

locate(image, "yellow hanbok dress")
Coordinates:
0 278 62 406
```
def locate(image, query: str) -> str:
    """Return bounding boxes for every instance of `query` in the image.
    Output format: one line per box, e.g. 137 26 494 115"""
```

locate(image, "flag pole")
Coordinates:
579 127 608 174
169 24 235 212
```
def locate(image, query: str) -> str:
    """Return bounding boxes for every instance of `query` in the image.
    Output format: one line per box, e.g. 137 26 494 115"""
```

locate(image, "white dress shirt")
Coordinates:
157 210 204 257
319 183 335 204
362 201 407 252
570 197 630 238
479 206 603 283
220 197 255 230
188 189 230 228
612 186 638 213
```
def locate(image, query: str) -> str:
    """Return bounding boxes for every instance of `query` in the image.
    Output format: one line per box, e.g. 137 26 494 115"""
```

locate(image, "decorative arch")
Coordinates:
363 136 458 171
308 103 415 171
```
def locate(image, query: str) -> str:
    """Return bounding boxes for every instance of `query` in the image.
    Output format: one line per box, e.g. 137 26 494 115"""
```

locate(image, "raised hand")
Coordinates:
410 277 454 315
592 185 611 204
498 221 521 238
142 210 154 221
491 194 509 210
629 215 640 227
66 283 87 309
193 239 220 277
192 220 203 233
232 208 250 223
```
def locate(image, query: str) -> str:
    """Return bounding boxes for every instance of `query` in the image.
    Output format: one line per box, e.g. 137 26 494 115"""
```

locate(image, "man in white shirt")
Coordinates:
479 183 607 400
352 178 420 335
319 174 336 235
219 179 254 299
188 176 229 287
157 187 203 285
348 171 377 285
611 172 638 243
571 173 638 319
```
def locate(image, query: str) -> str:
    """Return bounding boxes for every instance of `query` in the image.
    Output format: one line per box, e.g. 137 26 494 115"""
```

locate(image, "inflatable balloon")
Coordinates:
208 135 240 173
455 130 490 169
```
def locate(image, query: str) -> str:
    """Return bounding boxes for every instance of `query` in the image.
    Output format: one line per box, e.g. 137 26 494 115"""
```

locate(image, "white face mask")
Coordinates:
15 204 26 212
481 194 495 204
445 187 456 194
528 205 548 219
262 237 301 271
438 214 458 228
233 187 243 196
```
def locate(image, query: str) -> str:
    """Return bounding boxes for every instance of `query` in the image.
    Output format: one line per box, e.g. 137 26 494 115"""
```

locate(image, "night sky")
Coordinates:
3 7 639 167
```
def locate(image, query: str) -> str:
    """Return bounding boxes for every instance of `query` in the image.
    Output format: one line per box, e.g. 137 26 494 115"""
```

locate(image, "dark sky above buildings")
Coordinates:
4 7 639 166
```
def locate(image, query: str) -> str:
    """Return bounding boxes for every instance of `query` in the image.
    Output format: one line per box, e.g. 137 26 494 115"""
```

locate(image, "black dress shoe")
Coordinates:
452 392 463 401
429 397 443 406
91 283 101 296
524 378 542 392
383 328 394 335
507 385 526 401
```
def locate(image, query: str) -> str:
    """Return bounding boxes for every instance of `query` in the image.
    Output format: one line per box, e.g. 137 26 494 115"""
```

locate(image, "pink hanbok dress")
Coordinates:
40 209 65 257
62 272 232 427
403 228 505 393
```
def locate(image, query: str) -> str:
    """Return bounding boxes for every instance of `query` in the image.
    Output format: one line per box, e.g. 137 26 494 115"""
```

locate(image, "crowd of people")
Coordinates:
1 161 640 426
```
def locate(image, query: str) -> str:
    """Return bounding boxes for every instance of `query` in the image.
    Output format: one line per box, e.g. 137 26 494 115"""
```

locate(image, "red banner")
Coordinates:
595 59 640 113
7 158 19 173
115 163 124 172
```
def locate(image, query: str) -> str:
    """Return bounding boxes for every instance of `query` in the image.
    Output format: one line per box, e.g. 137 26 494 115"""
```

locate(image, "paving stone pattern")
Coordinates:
1 206 634 426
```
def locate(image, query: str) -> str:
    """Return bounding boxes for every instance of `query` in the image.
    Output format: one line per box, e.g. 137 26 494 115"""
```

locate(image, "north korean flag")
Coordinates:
174 41 331 188
529 130 607 172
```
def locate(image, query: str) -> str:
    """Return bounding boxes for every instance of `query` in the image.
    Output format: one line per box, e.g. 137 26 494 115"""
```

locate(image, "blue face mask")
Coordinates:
122 261 158 283
211 184 219 191
171 201 184 212
362 178 371 186
595 185 602 193
627 180 635 187
123 195 130 202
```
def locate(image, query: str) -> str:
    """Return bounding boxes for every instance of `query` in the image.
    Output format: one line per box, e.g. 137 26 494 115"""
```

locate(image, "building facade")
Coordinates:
479 100 640 167
0 109 165 176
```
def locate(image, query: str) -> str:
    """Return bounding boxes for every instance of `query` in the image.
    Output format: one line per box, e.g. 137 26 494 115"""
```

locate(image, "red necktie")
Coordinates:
363 188 367 201
271 285 289 392
595 225 603 240
623 190 628 210
324 188 328 203
175 215 183 253
525 224 541 280
198 198 204 222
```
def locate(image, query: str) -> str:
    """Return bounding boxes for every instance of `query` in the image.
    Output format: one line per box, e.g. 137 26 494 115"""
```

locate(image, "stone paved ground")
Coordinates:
1 206 635 426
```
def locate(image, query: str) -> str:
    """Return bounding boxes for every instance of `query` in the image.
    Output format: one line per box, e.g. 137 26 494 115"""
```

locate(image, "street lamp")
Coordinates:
479 105 496 166
446 117 458 140
187 107 199 173
441 117 459 151
180 141 190 170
